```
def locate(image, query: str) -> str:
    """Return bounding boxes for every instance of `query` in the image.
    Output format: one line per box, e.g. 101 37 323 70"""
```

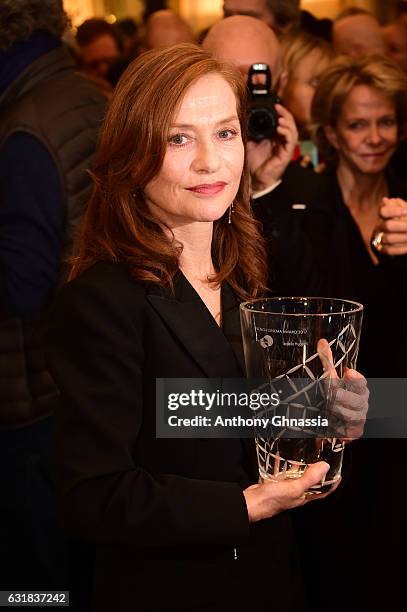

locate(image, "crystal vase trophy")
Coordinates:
240 298 363 494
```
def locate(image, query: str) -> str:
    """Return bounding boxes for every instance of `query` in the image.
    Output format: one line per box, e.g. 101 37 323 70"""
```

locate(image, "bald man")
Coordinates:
333 13 386 57
203 16 295 194
203 16 324 296
145 9 195 49
204 14 283 91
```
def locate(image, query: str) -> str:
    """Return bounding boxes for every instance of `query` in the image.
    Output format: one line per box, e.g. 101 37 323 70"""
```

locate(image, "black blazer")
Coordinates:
45 262 305 612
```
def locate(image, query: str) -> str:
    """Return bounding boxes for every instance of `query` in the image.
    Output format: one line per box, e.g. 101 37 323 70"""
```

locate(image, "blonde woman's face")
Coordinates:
283 48 331 134
325 84 398 176
144 74 244 229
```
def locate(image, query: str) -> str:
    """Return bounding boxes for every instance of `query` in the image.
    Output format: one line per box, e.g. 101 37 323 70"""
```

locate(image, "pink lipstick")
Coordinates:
186 182 227 196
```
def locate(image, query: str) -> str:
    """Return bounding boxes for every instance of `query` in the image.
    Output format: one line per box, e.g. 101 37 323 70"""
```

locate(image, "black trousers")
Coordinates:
0 417 69 590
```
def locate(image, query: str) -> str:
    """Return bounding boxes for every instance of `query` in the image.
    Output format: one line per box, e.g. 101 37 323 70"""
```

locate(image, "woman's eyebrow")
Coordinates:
170 115 240 129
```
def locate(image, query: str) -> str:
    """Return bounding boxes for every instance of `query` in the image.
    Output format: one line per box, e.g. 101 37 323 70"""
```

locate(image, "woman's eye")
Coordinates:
348 121 364 130
168 134 188 146
218 128 238 140
381 117 397 127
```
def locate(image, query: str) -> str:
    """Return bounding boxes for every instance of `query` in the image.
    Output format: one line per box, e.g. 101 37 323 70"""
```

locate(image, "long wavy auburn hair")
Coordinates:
69 43 267 300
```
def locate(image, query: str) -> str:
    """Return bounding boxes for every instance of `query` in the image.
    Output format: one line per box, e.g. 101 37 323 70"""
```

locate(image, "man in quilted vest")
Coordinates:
0 0 106 596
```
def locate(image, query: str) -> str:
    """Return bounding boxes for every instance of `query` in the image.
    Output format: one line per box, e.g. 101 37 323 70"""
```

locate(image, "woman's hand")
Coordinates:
317 339 369 440
243 461 336 522
371 197 407 256
247 105 298 193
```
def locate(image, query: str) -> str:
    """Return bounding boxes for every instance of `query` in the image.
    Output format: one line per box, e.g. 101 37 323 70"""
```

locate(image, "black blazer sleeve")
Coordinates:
45 266 250 549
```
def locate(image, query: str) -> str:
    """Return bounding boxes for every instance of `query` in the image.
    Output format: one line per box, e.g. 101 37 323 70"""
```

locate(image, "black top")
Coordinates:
254 164 407 376
304 170 407 377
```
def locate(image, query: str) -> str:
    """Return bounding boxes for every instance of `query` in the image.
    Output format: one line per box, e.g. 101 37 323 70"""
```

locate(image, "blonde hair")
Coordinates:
311 54 407 159
281 31 335 81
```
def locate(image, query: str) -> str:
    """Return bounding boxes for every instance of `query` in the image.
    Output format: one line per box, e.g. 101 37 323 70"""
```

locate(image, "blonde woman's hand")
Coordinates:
371 197 407 256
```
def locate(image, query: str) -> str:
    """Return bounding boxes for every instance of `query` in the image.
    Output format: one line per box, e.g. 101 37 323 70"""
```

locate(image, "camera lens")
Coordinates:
248 108 278 142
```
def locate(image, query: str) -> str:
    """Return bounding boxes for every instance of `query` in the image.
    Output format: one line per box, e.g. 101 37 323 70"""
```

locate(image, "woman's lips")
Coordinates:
186 182 227 195
361 152 388 158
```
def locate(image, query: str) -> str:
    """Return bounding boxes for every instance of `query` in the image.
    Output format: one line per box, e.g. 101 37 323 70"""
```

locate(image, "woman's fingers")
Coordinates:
380 219 407 233
305 476 342 503
317 338 339 379
381 197 407 214
329 368 369 438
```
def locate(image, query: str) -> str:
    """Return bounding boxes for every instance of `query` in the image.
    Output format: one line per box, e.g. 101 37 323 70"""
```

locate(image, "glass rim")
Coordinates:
240 296 364 316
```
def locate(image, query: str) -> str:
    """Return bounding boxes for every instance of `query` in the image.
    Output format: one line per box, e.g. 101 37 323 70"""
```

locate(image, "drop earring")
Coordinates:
228 202 234 224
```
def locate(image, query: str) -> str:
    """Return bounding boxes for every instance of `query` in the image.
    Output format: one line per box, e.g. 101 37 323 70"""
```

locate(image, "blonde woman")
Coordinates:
281 31 335 169
310 53 407 377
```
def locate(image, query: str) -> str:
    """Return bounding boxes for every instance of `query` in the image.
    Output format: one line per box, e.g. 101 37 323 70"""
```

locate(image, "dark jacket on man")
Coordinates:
0 32 106 596
0 34 106 427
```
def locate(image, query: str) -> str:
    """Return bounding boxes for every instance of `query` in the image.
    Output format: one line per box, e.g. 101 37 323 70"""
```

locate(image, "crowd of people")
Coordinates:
1 0 407 611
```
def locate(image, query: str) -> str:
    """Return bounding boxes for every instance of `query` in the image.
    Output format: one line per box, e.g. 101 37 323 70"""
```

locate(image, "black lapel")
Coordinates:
146 273 242 378
221 283 245 375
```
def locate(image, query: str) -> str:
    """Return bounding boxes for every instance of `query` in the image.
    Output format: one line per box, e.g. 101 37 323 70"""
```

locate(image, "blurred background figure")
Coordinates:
106 18 141 87
115 17 139 55
145 9 195 49
142 0 168 22
299 10 332 41
395 0 407 27
333 8 386 57
203 16 324 296
223 0 301 36
383 20 407 71
0 0 106 602
204 15 284 89
76 18 121 80
281 31 335 141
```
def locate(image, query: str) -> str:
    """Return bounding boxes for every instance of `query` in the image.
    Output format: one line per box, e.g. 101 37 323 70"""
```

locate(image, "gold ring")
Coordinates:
371 231 384 252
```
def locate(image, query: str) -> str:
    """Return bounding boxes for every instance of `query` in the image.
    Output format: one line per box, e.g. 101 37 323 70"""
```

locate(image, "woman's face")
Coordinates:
144 73 244 229
284 48 331 133
325 84 398 175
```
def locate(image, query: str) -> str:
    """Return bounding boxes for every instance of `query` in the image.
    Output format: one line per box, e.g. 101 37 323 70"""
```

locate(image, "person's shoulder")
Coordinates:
60 261 147 309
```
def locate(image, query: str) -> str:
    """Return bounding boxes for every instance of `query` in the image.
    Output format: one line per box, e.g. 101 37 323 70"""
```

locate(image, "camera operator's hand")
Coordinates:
243 461 338 523
247 104 298 193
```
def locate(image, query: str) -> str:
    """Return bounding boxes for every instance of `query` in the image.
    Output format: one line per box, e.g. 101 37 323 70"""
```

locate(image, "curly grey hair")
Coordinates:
0 0 68 51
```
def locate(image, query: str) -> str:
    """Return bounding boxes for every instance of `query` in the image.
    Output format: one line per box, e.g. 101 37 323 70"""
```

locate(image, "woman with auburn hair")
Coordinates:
44 44 338 612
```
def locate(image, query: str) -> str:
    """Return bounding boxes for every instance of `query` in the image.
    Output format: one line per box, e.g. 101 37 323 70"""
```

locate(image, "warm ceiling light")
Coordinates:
106 14 117 24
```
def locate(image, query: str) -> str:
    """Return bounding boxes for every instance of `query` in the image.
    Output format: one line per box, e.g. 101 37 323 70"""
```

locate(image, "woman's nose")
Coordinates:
191 140 221 173
367 124 382 145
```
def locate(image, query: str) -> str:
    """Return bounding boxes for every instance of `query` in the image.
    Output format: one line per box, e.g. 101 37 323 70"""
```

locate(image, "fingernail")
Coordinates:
346 368 363 379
